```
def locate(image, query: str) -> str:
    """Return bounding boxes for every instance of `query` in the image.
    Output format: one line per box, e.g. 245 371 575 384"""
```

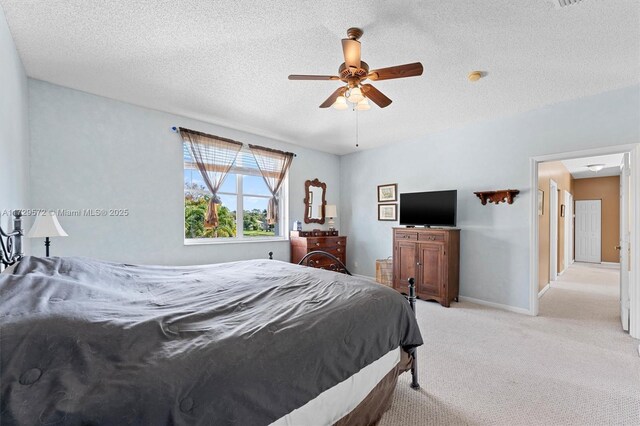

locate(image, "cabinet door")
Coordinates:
417 243 445 296
394 241 417 292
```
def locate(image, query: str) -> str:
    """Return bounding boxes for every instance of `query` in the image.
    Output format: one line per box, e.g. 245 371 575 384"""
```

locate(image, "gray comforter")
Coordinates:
0 256 422 425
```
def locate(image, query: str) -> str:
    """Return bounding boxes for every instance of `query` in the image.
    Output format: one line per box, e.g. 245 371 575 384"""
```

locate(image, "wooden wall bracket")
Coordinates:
474 189 520 205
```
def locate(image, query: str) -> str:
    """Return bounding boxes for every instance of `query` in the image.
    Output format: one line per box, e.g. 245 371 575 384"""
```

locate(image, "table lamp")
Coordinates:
325 205 337 231
27 212 68 257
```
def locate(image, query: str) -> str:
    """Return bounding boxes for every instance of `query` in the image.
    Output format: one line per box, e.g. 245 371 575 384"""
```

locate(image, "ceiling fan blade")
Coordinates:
320 87 347 108
361 84 392 108
288 75 340 81
368 62 423 81
341 39 361 70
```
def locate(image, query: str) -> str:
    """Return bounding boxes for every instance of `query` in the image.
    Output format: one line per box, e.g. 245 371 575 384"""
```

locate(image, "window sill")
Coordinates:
184 237 289 246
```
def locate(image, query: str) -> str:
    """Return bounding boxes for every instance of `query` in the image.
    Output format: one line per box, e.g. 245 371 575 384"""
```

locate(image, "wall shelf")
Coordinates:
474 189 520 205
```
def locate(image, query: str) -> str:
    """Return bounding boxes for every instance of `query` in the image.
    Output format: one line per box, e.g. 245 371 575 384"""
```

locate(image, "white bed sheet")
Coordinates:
271 347 401 426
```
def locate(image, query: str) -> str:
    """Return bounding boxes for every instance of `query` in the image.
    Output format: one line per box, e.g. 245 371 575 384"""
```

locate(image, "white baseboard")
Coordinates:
538 283 550 298
457 296 532 316
601 262 620 266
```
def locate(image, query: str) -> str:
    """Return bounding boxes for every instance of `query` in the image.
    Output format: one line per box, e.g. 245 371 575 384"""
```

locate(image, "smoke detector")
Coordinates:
554 0 584 8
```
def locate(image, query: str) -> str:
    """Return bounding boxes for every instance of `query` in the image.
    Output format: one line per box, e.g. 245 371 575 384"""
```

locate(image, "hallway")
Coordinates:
539 262 626 343
539 262 640 363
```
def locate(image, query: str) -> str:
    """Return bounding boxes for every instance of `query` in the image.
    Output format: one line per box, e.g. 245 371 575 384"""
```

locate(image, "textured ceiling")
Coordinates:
562 153 624 179
1 0 639 155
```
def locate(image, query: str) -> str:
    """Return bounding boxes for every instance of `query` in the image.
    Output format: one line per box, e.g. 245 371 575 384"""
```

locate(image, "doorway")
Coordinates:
529 144 640 339
564 191 573 270
549 179 558 282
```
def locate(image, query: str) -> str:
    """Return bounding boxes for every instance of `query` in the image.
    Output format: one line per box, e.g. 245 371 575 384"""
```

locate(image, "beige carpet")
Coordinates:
380 263 640 425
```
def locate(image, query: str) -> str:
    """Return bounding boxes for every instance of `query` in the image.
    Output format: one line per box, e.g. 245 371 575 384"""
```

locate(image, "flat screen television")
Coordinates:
399 190 457 227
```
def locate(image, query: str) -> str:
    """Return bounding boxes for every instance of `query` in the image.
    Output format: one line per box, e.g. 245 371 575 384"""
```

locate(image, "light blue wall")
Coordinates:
28 80 341 265
0 6 29 243
341 85 640 310
24 66 640 310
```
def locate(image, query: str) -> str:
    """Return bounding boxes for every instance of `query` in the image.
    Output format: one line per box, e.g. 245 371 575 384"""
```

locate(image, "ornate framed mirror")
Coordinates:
304 179 326 224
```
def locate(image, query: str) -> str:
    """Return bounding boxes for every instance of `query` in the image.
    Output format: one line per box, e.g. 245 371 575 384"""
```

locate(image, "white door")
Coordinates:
563 190 572 272
575 200 602 263
550 180 559 281
620 153 630 331
568 193 574 265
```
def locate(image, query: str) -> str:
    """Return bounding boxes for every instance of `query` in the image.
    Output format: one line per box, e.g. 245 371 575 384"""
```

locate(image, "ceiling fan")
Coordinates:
288 27 423 110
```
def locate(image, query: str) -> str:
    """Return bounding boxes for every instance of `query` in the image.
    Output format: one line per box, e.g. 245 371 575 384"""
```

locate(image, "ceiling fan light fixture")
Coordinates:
333 95 348 110
289 28 423 110
355 98 371 111
587 164 605 172
347 87 364 103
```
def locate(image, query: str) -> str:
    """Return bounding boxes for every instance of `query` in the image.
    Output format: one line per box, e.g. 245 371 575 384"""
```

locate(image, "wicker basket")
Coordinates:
375 257 393 287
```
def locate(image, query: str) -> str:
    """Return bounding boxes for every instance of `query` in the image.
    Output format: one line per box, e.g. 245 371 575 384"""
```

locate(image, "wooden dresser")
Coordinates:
290 231 347 273
392 227 460 307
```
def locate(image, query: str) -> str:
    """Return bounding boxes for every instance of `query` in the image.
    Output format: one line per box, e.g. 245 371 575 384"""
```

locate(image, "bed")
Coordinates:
0 212 423 425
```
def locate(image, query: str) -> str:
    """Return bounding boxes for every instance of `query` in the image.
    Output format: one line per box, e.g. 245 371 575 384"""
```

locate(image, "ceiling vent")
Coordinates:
554 0 584 8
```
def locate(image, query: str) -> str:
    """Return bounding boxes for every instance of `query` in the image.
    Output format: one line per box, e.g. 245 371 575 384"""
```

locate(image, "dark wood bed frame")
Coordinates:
0 211 24 270
0 214 420 390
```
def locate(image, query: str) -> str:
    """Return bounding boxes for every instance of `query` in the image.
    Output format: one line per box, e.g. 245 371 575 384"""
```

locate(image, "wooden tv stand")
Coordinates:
392 227 460 307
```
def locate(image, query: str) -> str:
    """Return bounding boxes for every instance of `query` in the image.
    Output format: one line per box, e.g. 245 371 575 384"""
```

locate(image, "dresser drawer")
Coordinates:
307 245 345 255
395 232 417 241
291 235 348 274
306 237 346 249
418 233 445 242
334 237 347 247
304 252 346 267
331 246 347 256
306 238 329 249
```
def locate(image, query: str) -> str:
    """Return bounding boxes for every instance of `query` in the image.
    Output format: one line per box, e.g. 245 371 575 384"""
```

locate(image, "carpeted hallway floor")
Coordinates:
380 263 640 425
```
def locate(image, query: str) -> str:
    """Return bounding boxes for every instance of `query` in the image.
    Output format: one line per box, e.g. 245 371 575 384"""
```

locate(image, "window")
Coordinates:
184 144 287 242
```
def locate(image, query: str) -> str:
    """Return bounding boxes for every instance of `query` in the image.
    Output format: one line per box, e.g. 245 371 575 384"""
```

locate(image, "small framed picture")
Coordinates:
560 204 565 217
378 184 398 202
538 189 544 216
378 204 397 221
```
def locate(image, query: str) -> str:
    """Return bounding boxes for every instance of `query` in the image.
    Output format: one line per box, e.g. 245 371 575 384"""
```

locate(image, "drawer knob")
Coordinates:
337 241 342 245
315 242 320 247
337 248 342 252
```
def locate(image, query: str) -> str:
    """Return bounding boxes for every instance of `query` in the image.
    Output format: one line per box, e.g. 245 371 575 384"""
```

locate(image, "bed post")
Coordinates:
13 211 23 260
0 210 24 269
408 277 420 389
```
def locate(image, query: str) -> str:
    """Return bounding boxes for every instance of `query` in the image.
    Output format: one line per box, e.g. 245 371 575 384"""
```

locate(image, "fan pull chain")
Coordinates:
355 108 359 148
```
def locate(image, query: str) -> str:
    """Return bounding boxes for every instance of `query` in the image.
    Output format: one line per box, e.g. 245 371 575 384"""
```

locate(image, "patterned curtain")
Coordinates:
248 145 294 225
180 128 242 228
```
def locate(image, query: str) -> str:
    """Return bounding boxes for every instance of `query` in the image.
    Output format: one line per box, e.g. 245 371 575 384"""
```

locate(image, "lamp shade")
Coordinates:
325 205 337 218
355 98 371 111
347 87 364 103
27 213 68 238
332 96 348 110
